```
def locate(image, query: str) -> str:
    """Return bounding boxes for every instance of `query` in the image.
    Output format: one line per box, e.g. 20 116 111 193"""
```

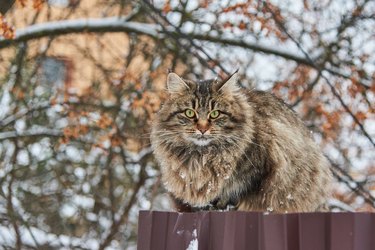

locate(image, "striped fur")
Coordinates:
151 73 332 212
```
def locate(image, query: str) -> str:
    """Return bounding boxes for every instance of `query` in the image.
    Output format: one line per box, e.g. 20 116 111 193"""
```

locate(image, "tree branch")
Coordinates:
263 1 375 148
7 140 22 249
98 165 147 250
0 0 15 15
0 100 121 129
0 17 158 49
0 128 63 140
4 15 361 85
0 17 311 66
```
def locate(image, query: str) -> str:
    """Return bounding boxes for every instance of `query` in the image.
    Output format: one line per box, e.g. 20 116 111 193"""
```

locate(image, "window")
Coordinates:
37 56 72 99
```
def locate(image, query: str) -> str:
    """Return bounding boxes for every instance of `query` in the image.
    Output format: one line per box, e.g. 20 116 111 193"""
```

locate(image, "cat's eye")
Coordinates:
209 110 220 119
184 109 196 118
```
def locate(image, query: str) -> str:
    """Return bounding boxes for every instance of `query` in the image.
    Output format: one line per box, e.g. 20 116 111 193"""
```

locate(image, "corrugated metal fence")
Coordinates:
138 211 375 250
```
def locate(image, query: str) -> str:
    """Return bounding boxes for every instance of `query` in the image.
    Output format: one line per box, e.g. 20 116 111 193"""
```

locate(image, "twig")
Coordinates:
263 0 375 148
7 140 22 249
0 0 15 14
98 165 147 250
329 160 375 207
0 128 63 140
291 71 321 107
141 0 231 76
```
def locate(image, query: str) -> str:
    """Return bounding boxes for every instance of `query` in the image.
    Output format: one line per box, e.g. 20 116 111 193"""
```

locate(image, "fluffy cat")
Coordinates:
150 72 332 212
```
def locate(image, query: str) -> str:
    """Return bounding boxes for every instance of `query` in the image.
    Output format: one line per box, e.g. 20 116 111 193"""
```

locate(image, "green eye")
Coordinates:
210 110 220 119
185 109 196 118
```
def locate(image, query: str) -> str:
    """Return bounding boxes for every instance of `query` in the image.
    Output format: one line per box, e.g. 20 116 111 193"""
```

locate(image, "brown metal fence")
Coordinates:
137 211 375 250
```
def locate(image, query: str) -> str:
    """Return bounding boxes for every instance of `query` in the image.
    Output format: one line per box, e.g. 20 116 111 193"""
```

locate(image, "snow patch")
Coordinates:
17 149 30 166
60 203 76 217
186 229 198 250
186 238 198 250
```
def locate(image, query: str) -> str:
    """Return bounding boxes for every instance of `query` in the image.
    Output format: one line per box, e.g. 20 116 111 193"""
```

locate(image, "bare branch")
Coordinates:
0 128 63 140
98 165 147 250
330 159 375 207
0 100 121 129
2 15 363 87
0 0 15 15
263 1 375 148
0 17 158 49
7 141 22 249
0 17 312 66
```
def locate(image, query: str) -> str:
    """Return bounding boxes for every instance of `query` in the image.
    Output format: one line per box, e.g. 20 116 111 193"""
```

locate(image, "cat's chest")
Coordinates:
164 153 236 206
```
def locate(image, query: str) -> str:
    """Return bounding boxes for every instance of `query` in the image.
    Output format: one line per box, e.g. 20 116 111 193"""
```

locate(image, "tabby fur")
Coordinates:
150 72 332 212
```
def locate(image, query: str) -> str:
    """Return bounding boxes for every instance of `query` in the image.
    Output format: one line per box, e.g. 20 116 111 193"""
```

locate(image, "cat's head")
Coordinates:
152 72 253 149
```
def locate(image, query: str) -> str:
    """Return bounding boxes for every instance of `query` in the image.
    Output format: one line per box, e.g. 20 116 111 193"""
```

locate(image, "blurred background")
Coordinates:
0 0 374 249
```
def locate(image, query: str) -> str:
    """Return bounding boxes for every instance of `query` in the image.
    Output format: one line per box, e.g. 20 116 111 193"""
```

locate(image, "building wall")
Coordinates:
0 0 167 98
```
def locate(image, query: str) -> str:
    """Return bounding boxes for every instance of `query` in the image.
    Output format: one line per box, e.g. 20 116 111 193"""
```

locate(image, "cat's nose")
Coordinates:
197 127 209 134
196 120 210 134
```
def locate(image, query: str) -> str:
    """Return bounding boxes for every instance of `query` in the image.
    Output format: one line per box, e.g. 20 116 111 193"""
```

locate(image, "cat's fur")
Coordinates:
150 72 332 212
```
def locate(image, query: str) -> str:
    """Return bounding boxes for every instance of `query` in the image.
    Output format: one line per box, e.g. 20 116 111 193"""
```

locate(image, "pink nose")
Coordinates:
197 127 209 134
196 120 209 134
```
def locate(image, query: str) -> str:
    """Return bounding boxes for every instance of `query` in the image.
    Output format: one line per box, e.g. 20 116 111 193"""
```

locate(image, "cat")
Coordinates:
150 71 332 212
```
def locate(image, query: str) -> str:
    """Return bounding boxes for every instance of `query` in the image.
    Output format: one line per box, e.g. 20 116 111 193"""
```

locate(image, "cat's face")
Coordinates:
152 73 251 149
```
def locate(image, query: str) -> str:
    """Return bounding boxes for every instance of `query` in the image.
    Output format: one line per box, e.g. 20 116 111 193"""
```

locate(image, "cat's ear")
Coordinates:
216 70 240 93
167 73 190 94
